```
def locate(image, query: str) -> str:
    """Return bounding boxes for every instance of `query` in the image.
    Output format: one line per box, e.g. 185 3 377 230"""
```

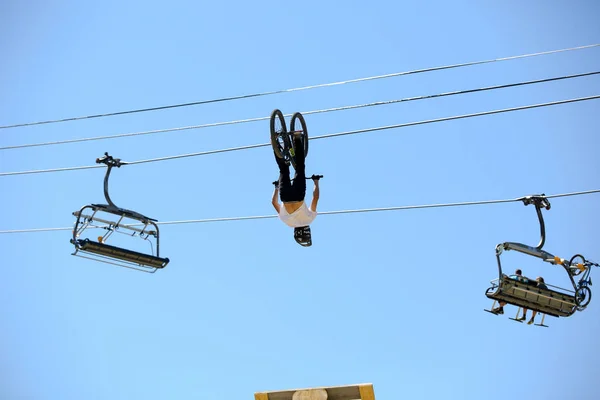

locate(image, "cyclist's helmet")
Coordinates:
294 226 312 247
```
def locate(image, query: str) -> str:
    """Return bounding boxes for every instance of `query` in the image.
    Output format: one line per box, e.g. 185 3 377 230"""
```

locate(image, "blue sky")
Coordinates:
1 1 599 399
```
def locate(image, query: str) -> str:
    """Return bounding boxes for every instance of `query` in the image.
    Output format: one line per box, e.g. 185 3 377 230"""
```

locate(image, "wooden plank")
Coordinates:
256 384 372 400
255 393 269 400
292 389 328 400
358 384 375 400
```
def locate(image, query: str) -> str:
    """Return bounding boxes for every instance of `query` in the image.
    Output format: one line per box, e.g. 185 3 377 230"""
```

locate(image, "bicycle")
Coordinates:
569 254 598 311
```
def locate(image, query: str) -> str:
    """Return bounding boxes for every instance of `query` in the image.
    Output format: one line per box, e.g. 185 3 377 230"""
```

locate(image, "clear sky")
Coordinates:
1 1 599 399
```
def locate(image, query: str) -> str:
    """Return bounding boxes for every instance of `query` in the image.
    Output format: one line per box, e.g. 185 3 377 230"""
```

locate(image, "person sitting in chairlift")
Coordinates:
491 269 530 319
527 277 548 325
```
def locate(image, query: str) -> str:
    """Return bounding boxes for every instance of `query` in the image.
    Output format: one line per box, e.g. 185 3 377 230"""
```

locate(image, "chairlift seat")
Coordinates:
486 274 576 318
73 238 170 270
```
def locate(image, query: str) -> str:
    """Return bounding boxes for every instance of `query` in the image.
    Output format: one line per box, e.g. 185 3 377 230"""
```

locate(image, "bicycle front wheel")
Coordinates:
290 112 309 158
270 109 287 159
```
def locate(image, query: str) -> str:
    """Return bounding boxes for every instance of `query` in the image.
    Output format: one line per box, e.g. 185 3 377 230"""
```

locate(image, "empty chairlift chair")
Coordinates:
71 153 170 273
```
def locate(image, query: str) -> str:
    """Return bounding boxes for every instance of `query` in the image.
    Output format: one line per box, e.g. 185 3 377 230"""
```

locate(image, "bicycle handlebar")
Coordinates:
272 175 323 186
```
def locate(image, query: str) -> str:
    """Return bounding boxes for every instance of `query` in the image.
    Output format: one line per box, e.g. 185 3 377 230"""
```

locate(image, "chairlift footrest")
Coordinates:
74 239 169 269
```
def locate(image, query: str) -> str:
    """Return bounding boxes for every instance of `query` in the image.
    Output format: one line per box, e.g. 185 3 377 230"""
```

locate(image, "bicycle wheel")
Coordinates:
270 109 287 159
569 254 586 276
290 112 309 158
575 286 592 310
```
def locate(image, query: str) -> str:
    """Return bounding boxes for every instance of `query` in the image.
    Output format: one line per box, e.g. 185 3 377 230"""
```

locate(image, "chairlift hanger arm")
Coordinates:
497 242 556 262
496 242 576 280
493 242 558 287
94 153 156 223
518 194 551 250
96 152 129 209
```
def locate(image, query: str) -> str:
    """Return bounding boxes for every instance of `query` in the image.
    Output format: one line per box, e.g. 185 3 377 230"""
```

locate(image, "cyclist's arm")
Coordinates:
272 187 281 213
310 180 320 212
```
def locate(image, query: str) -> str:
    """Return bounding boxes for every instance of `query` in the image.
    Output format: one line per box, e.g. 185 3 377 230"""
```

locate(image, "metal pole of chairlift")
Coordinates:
521 195 551 250
96 153 123 210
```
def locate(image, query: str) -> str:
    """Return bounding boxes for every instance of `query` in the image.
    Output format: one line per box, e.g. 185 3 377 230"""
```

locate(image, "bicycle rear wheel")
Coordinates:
270 109 287 159
575 286 592 310
290 112 309 158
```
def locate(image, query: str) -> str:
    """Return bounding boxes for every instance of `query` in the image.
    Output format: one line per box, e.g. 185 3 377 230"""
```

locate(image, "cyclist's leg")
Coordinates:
291 137 307 200
275 151 293 202
293 136 306 173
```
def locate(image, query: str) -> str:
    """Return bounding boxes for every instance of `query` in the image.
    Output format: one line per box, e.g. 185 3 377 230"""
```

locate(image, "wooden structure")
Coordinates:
255 383 375 400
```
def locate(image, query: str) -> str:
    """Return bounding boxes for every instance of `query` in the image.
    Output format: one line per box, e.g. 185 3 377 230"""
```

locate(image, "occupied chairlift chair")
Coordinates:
71 153 170 273
484 195 597 327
